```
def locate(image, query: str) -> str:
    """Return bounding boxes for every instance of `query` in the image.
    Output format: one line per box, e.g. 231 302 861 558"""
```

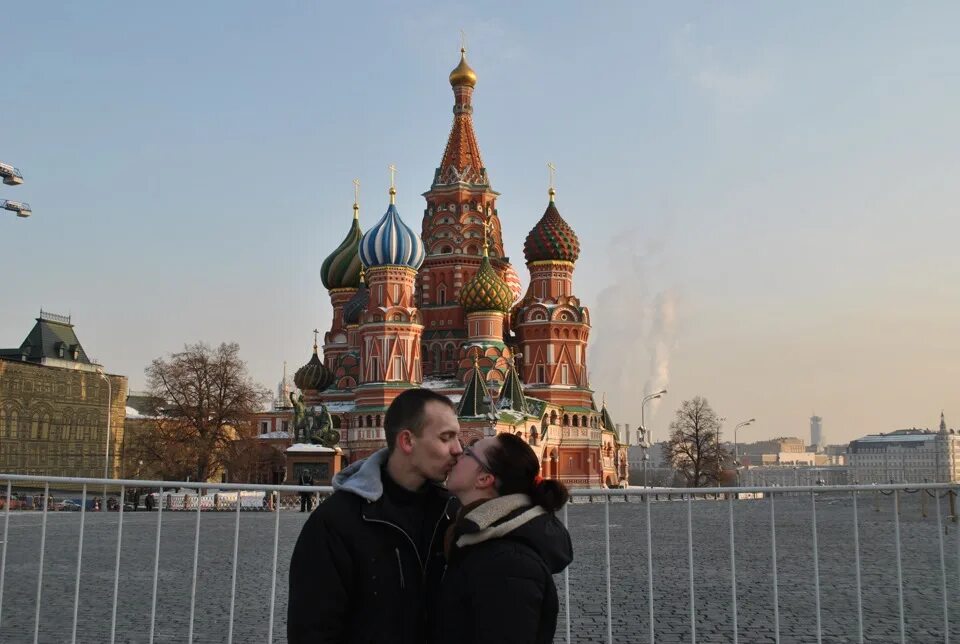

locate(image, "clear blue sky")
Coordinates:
2 2 958 444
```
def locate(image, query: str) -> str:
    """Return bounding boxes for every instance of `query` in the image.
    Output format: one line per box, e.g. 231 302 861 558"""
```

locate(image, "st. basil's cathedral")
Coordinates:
292 49 628 488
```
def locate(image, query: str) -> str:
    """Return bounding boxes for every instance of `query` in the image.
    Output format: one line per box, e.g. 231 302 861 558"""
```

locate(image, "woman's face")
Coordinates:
446 436 497 499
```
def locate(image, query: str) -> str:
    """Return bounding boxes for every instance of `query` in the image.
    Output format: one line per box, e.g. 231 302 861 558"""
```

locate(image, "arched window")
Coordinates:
366 415 373 427
572 416 579 427
375 415 381 427
438 285 447 306
445 345 456 362
562 414 570 426
358 416 364 428
550 411 557 425
582 415 588 427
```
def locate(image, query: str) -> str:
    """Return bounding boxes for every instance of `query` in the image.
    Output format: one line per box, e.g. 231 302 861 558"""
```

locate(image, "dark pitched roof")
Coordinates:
601 403 616 432
458 360 496 419
497 358 529 415
0 312 92 364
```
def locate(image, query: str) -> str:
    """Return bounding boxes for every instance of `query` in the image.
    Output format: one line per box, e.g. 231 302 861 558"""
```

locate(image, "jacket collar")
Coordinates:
454 494 545 548
334 448 454 512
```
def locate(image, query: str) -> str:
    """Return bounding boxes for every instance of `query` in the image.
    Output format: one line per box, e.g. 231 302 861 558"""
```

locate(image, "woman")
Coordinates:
433 433 573 644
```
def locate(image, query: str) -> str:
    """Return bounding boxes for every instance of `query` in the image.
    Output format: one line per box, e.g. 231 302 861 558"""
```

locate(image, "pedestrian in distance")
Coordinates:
432 432 573 644
299 469 315 512
287 388 462 644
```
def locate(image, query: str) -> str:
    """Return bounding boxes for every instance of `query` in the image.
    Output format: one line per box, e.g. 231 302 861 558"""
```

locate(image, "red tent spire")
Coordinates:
435 48 488 188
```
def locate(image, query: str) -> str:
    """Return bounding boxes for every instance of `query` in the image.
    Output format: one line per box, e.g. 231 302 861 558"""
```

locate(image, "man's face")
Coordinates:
409 401 463 482
446 436 495 497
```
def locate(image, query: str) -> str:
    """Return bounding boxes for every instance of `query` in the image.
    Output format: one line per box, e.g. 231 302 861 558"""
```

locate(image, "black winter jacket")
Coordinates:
431 494 574 644
288 449 456 644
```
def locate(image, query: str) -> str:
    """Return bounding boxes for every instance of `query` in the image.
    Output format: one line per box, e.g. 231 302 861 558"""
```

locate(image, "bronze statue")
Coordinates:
290 393 339 447
290 392 307 442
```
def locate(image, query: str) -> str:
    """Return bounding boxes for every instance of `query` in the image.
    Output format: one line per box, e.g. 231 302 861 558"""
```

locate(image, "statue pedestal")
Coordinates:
285 444 343 485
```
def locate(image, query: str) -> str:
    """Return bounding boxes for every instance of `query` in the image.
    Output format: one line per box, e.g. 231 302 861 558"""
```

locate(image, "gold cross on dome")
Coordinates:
547 162 556 190
312 328 319 348
460 29 467 53
353 178 360 205
388 164 397 189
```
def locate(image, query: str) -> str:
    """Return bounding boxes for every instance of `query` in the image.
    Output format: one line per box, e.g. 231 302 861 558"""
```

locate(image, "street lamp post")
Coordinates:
97 368 112 510
639 389 667 446
639 390 666 488
732 418 756 487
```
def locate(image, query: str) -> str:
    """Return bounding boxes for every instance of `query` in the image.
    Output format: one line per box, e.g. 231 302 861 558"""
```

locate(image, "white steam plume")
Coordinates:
588 231 677 444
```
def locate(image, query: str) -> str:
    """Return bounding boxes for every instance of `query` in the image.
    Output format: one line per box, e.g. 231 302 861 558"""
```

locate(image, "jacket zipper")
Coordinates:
362 497 455 581
424 498 454 583
395 548 406 589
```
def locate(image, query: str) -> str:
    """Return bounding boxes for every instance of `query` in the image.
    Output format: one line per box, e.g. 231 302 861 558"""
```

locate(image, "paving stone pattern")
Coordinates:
0 492 957 643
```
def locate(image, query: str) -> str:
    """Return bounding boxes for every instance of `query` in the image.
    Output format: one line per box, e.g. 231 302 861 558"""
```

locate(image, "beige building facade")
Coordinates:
847 417 960 484
0 313 126 479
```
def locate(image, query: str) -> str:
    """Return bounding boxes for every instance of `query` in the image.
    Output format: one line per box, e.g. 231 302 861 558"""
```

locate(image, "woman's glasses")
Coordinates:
462 446 492 474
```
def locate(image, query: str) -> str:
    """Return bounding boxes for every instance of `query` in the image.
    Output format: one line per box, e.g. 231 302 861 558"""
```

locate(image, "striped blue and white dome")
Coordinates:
359 200 425 270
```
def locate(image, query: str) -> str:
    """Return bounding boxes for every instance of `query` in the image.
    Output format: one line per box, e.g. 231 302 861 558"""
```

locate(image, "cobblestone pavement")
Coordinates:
0 492 957 642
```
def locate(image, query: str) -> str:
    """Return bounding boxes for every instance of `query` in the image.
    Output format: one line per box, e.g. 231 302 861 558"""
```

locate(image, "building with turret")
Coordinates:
847 413 960 483
288 49 627 487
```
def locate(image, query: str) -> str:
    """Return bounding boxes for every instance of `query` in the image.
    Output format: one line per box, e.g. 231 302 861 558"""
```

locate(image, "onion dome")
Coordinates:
449 48 477 88
461 246 514 313
342 270 370 325
294 342 334 392
501 263 523 303
320 202 363 290
359 187 425 270
523 188 581 264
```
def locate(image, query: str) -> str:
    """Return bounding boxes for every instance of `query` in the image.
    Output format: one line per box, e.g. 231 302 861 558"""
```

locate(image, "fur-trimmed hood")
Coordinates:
452 494 573 574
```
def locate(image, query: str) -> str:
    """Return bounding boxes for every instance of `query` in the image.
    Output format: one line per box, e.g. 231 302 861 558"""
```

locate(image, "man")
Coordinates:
298 468 314 512
287 388 462 644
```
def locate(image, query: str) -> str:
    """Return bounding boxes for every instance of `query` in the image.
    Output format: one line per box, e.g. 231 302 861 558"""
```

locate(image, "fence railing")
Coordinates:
1 474 958 644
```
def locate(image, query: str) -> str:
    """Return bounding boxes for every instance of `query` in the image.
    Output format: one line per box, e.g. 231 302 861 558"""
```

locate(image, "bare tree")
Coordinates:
144 342 271 482
221 438 286 485
662 396 729 487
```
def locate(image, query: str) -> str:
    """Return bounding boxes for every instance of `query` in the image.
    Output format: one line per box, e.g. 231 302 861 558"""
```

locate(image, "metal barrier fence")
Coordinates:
0 474 958 643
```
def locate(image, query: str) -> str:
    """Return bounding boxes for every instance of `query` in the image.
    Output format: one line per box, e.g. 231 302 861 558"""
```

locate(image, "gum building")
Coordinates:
0 312 126 478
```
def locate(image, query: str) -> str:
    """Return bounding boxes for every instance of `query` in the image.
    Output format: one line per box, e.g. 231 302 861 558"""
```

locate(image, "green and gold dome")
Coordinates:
320 202 363 290
460 246 514 313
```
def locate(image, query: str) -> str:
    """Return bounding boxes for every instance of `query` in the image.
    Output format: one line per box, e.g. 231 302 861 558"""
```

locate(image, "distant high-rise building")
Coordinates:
810 415 823 449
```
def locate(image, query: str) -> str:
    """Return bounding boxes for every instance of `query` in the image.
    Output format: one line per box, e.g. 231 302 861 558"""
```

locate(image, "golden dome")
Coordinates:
449 48 477 88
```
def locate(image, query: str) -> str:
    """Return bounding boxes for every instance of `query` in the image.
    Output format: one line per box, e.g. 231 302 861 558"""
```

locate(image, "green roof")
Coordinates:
0 312 92 365
458 362 496 419
497 360 529 415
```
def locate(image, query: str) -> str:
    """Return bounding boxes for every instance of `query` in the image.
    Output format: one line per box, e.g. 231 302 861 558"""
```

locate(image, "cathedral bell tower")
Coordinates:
418 48 521 377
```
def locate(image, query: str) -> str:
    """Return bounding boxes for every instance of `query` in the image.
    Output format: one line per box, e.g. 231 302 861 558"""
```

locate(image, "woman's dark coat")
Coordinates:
432 494 573 644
